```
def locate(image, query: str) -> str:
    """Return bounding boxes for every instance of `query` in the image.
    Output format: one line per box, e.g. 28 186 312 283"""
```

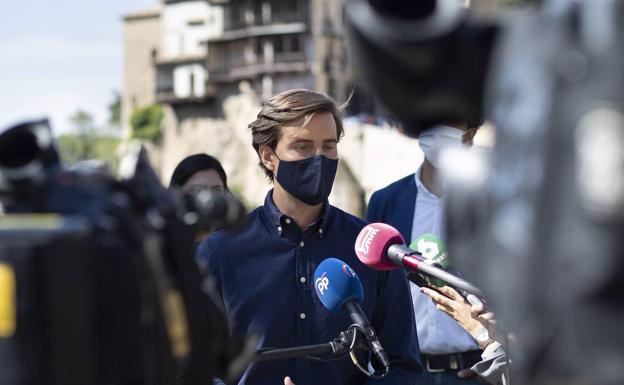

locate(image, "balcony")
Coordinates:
207 33 308 83
156 58 217 104
223 0 307 31
228 11 306 30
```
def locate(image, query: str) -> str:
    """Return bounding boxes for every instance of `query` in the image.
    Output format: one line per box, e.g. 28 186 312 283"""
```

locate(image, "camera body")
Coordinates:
0 120 247 385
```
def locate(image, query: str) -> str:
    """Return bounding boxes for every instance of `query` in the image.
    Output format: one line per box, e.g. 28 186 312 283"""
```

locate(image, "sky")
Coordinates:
0 0 158 136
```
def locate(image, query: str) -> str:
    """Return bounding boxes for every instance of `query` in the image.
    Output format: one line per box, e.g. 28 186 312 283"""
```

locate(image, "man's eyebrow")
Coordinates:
290 138 314 144
323 139 338 144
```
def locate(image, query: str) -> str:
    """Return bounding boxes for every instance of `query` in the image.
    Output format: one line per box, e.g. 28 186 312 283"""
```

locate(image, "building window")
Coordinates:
271 0 304 23
254 37 263 56
253 1 263 25
273 36 284 54
273 0 302 13
230 2 245 29
289 34 301 52
273 34 302 54
190 72 196 97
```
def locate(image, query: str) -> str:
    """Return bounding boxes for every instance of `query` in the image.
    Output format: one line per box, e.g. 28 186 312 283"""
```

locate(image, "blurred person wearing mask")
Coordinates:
169 153 228 242
367 123 481 384
198 89 421 385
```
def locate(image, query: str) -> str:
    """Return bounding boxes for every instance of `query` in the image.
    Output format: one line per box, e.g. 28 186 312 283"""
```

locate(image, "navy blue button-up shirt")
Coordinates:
198 190 421 385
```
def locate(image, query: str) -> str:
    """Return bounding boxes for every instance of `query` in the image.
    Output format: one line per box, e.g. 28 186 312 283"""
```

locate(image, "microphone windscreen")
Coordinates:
355 223 404 270
313 258 364 313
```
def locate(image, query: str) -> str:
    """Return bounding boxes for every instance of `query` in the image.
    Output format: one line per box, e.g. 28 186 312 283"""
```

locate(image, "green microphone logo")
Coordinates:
409 234 449 287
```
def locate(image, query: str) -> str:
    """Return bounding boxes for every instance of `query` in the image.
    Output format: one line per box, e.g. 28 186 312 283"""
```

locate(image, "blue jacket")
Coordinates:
366 174 417 242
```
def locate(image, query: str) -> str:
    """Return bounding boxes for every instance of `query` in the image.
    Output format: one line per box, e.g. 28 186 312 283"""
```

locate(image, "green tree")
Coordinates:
130 104 164 142
67 110 98 161
56 109 120 169
108 91 122 132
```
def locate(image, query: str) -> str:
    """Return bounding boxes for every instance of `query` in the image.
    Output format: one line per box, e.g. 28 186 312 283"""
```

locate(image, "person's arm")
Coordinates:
471 342 510 385
420 285 511 385
364 269 422 385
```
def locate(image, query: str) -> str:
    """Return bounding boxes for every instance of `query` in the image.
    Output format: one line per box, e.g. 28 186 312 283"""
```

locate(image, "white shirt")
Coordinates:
410 166 479 354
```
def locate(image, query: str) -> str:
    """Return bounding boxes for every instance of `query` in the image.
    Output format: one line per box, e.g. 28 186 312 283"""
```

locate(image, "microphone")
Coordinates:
355 223 485 297
313 258 390 370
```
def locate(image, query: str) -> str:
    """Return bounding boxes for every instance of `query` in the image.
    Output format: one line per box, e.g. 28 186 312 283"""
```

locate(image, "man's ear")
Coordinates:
259 144 277 173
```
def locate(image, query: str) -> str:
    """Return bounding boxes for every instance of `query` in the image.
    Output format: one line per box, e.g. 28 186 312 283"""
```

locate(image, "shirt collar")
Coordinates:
262 189 331 238
414 165 442 201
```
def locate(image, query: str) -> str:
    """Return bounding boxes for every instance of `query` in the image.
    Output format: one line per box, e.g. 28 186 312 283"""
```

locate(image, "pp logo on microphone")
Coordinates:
355 226 379 254
315 272 329 296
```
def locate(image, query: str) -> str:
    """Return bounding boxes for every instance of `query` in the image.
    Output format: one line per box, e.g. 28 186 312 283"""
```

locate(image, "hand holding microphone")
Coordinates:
420 285 500 350
313 258 390 374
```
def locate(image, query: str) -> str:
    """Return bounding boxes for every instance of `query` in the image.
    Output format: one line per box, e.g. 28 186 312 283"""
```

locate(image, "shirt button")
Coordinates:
319 228 323 234
300 276 306 283
285 218 291 224
299 313 306 319
277 226 282 232
299 241 305 247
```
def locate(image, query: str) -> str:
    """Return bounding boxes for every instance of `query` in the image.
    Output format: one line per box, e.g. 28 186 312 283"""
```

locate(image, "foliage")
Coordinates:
57 134 120 170
130 104 164 142
56 109 121 170
108 91 122 130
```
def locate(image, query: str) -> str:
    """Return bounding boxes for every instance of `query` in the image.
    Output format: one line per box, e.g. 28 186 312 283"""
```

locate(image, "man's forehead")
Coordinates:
281 113 337 138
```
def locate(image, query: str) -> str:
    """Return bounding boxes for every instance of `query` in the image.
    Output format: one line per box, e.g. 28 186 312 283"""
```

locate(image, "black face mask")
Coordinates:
274 154 339 206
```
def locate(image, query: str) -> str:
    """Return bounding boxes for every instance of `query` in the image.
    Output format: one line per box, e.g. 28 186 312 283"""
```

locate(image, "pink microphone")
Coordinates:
354 222 405 270
354 223 485 297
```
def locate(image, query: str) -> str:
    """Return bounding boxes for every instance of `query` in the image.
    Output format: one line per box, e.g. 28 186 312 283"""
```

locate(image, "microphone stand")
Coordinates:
253 329 364 362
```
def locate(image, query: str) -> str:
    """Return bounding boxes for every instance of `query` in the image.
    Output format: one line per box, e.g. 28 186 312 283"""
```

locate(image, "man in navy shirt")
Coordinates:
198 89 421 385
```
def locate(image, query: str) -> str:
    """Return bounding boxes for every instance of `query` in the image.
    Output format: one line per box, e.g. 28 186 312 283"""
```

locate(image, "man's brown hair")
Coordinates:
249 89 345 181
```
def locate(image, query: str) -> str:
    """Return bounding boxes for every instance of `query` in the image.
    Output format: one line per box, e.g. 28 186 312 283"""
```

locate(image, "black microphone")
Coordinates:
313 258 390 371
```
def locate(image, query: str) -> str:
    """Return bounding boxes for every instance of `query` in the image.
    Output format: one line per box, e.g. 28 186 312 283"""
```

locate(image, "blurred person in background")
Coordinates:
170 153 228 242
367 122 482 384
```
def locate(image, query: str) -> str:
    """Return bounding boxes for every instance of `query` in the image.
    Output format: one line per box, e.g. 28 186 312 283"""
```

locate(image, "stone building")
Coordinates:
122 7 162 140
